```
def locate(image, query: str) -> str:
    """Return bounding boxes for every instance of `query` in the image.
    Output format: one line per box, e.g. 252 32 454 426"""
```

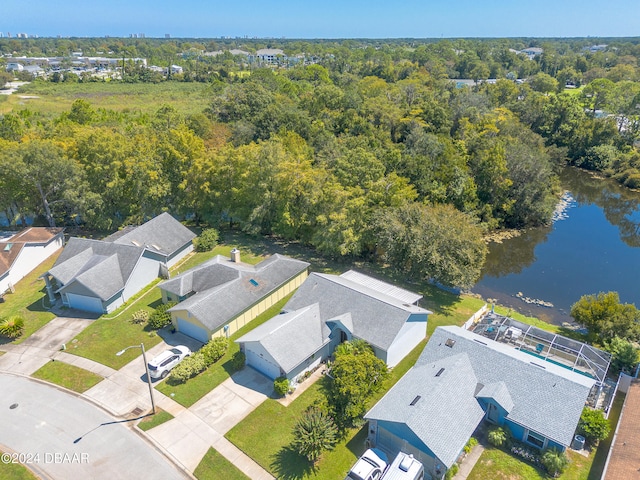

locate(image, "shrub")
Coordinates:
0 315 24 338
194 228 219 252
230 351 246 371
274 376 290 397
541 448 569 477
488 426 510 448
444 463 459 480
464 436 479 454
147 302 176 330
130 309 150 325
578 407 611 445
292 407 338 463
169 352 207 384
200 337 228 365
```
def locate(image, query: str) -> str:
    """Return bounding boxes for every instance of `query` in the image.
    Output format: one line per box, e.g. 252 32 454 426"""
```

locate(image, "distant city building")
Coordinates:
165 34 171 38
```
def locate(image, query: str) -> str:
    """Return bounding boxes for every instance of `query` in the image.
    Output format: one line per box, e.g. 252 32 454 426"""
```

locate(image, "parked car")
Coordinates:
345 449 388 480
147 345 191 379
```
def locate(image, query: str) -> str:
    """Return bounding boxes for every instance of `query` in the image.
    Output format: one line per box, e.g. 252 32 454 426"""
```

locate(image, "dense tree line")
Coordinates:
2 38 640 287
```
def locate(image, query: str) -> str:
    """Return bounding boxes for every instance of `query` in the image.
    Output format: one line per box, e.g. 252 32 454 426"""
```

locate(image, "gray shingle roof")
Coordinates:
236 303 330 373
48 238 145 300
107 212 195 256
160 258 243 296
283 272 430 351
417 326 595 447
166 254 310 332
366 353 485 468
476 382 514 413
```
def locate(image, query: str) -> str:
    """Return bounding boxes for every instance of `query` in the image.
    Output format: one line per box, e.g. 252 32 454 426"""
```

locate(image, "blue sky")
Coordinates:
3 0 640 38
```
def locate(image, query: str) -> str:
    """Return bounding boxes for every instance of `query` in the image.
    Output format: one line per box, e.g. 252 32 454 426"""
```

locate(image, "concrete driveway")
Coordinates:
0 317 94 375
0 374 188 480
146 367 274 477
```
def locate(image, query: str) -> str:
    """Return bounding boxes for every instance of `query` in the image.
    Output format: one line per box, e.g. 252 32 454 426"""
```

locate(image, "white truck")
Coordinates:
382 452 424 480
345 450 424 480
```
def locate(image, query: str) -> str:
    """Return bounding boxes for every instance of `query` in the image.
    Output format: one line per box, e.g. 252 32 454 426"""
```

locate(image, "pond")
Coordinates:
472 167 640 325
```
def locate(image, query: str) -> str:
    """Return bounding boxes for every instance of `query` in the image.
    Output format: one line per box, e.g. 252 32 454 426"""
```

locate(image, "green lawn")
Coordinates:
194 448 251 480
156 294 293 407
137 409 174 431
67 286 164 369
31 360 103 393
0 455 38 480
467 447 546 480
0 252 58 344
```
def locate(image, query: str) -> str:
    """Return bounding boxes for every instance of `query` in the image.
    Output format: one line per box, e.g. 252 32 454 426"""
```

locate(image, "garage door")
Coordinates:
177 318 210 343
246 349 281 380
66 293 104 313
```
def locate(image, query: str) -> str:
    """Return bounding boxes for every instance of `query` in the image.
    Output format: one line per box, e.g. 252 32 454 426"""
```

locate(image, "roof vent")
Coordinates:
249 278 259 287
399 454 415 472
409 395 421 406
445 338 456 348
3 243 12 252
435 368 445 377
230 248 241 263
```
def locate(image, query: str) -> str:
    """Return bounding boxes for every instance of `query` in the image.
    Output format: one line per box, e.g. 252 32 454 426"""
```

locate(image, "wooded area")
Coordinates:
1 37 639 288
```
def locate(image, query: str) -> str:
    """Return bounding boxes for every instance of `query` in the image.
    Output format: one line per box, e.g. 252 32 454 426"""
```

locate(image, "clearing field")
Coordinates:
0 81 214 117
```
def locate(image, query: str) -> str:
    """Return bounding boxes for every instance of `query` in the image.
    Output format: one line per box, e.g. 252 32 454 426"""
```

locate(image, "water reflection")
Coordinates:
561 168 640 248
473 167 640 325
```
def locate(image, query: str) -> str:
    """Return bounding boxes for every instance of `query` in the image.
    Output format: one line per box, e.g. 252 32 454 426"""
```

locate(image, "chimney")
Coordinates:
230 248 241 263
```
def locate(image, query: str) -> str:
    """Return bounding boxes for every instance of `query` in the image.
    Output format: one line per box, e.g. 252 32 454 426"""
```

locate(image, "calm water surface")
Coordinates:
472 167 640 325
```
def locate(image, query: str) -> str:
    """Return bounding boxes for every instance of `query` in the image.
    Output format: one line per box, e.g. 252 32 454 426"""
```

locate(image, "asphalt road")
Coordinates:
0 374 188 480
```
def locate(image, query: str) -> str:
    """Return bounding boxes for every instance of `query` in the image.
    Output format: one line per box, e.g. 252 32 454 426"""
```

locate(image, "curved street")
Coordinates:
0 374 188 480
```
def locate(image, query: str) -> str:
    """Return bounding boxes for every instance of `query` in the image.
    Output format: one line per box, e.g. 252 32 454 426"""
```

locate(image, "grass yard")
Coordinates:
137 408 174 432
67 286 164 369
1 81 212 117
31 360 103 393
156 293 293 407
467 447 547 480
194 448 251 480
0 455 38 480
0 251 59 344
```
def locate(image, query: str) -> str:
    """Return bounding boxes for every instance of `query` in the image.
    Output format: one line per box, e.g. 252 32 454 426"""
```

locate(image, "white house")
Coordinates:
0 227 63 295
237 270 431 383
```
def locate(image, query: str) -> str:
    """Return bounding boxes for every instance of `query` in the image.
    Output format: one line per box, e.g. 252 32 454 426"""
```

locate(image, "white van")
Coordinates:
381 452 424 480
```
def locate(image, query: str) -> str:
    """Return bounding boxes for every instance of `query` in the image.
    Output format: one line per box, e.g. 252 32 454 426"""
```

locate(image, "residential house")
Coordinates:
237 270 431 383
0 227 63 295
44 213 195 313
102 212 195 269
161 251 310 343
365 326 595 480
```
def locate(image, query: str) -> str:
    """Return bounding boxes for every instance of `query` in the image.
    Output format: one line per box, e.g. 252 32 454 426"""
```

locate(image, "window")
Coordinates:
526 430 545 449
